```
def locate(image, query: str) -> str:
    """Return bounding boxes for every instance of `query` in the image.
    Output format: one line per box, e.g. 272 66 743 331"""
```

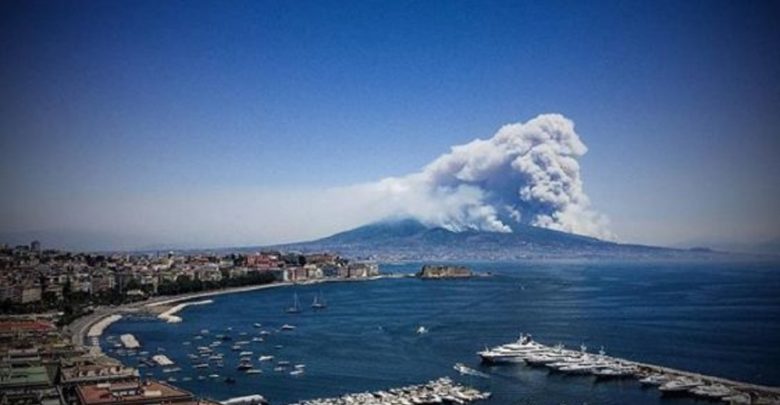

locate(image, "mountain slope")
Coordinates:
274 219 692 260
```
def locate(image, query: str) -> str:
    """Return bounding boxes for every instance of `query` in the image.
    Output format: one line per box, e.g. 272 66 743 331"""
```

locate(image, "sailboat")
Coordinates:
286 293 301 314
311 291 327 309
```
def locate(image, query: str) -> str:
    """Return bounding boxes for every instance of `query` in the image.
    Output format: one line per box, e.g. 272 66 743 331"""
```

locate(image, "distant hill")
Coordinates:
271 218 711 261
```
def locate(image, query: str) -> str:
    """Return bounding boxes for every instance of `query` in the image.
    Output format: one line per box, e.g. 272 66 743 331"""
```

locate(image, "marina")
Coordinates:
479 334 780 404
288 377 490 405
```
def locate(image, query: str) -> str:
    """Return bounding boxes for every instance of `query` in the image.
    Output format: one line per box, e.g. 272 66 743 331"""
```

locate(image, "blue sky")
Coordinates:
1 0 778 250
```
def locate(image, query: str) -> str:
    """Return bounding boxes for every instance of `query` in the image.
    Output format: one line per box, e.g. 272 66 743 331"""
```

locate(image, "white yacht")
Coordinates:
659 377 704 393
690 383 734 399
639 373 671 386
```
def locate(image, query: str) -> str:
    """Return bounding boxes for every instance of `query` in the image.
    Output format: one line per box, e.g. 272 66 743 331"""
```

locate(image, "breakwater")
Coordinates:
157 299 214 323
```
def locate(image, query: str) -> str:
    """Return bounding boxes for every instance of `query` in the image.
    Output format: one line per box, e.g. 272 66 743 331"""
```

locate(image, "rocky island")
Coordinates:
417 264 473 279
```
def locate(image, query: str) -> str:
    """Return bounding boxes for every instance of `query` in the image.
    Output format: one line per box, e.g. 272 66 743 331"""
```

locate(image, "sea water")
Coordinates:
102 260 780 404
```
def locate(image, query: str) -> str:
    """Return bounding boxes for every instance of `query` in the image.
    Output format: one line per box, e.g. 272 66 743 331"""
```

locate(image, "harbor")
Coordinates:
91 262 780 405
287 377 490 405
479 334 780 404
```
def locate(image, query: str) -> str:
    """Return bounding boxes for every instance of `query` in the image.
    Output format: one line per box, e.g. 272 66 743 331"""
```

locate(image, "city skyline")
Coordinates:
1 0 779 252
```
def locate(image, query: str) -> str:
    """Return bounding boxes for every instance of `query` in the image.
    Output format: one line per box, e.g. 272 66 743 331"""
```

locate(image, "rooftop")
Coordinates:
76 380 196 405
0 365 52 388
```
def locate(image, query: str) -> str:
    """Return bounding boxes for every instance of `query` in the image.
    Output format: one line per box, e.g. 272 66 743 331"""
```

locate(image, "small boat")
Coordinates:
453 363 489 378
193 363 209 369
251 337 264 342
290 369 304 376
253 323 262 328
721 393 751 404
311 291 327 309
246 369 262 374
277 360 290 367
286 293 302 314
237 361 254 371
281 324 296 331
208 374 220 379
259 330 271 336
182 377 192 382
416 326 428 335
239 351 253 357
273 366 284 372
258 355 274 362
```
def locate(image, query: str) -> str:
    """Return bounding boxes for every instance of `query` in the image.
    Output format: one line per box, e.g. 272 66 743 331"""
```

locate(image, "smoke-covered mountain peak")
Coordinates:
359 114 613 240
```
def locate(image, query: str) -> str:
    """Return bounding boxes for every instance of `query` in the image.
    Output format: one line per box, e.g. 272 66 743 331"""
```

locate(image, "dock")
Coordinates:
479 334 780 404
119 333 140 349
288 377 490 405
152 354 175 366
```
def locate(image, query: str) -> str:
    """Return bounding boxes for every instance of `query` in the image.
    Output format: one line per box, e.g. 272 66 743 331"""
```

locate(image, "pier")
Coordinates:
157 299 214 323
479 334 780 404
288 377 490 405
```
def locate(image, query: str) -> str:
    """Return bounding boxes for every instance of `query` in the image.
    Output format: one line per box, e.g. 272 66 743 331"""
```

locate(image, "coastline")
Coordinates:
70 275 392 348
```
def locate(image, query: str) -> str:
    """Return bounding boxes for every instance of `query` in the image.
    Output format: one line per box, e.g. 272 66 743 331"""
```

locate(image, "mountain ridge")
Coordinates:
271 218 709 261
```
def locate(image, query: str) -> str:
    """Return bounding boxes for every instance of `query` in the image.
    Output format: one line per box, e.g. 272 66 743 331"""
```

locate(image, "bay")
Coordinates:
102 260 780 404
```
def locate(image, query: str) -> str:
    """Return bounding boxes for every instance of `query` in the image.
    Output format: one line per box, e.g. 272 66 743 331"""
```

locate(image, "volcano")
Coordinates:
273 218 691 260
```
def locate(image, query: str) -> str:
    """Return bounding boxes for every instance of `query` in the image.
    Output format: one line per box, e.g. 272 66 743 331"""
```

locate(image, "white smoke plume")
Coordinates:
2 113 614 250
357 113 613 240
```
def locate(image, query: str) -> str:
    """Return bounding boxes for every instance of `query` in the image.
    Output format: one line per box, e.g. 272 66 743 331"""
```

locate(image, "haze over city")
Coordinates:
1 0 778 252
